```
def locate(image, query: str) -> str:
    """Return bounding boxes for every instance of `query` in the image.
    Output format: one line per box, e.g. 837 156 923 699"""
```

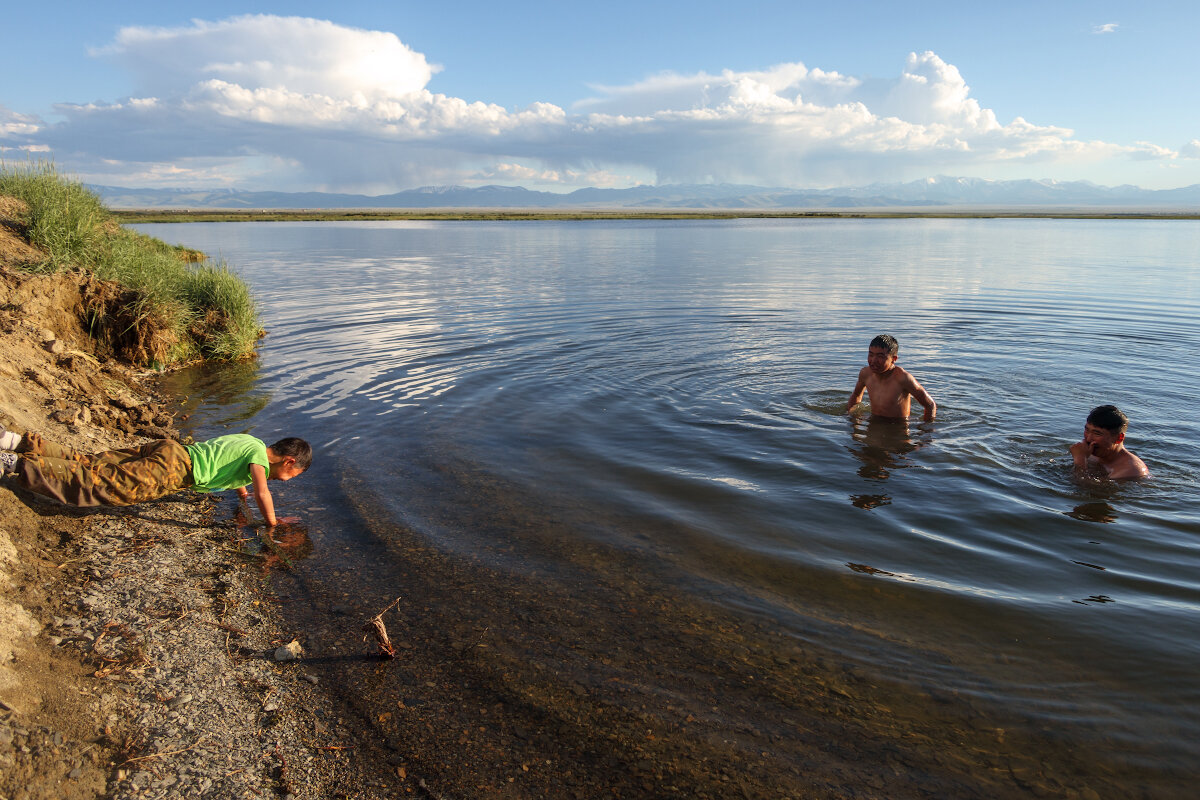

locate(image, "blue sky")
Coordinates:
2 1 1198 193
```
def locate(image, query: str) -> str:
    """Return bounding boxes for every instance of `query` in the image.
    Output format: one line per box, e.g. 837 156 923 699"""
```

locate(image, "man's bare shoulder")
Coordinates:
1108 451 1150 480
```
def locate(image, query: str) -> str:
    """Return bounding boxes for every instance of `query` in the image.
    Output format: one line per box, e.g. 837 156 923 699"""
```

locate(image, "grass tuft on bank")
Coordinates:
0 161 261 366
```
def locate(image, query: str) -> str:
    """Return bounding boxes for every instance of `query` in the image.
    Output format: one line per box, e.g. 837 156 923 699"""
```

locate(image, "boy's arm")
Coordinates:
847 370 868 412
905 373 936 421
247 463 279 527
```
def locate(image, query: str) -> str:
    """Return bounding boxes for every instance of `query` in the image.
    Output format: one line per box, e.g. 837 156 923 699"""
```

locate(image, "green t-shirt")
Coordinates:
185 434 269 493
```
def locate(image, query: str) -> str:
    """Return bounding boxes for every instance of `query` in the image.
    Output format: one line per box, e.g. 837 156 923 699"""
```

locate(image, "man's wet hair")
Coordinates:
869 334 899 356
1087 405 1128 435
270 437 313 471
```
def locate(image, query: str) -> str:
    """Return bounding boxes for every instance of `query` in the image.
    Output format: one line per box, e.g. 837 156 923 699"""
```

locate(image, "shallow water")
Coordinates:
141 218 1200 797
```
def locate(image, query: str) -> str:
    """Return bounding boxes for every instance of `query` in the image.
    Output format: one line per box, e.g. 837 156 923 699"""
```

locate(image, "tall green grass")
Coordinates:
0 161 262 364
179 264 262 361
0 161 111 270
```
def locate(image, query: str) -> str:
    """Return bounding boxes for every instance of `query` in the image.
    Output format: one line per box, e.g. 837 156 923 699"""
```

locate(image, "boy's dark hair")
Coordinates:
1087 405 1128 435
270 437 313 471
869 334 899 356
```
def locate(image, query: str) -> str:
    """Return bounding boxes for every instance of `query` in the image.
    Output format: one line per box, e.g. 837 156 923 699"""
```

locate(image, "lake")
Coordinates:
137 218 1200 798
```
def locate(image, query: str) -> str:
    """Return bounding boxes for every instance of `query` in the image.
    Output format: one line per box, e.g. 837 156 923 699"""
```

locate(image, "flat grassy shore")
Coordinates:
113 207 1200 223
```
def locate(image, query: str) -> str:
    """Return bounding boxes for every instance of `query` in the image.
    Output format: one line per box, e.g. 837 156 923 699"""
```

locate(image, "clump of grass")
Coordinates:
180 264 262 360
0 160 262 365
0 161 111 270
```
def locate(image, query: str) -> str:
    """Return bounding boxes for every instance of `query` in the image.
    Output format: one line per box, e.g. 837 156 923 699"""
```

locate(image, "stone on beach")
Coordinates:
275 639 304 661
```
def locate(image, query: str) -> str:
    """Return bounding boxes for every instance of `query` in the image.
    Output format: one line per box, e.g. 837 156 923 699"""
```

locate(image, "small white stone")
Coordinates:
274 639 303 661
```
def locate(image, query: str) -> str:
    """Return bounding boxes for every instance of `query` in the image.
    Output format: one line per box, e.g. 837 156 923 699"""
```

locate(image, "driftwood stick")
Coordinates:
362 597 403 658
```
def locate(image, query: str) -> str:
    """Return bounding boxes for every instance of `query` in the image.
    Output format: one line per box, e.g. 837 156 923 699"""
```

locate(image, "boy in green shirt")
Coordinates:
0 425 310 528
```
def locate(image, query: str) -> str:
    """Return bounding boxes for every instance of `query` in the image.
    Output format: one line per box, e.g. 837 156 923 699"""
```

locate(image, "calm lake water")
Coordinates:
138 219 1200 798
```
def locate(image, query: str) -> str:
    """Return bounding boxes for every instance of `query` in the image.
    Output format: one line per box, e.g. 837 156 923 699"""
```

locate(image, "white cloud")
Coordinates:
875 52 999 129
1127 141 1177 161
557 52 1117 185
576 62 860 116
472 162 639 188
0 106 48 157
0 105 42 139
1181 140 1200 158
1093 23 1119 34
6 16 1189 192
91 15 437 102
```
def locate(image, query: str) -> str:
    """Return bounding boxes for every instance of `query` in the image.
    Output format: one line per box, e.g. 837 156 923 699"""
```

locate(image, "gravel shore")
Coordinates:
5 491 396 800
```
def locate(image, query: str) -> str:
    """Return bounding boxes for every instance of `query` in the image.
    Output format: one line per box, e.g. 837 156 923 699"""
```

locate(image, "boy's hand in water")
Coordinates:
1070 440 1093 468
264 516 303 536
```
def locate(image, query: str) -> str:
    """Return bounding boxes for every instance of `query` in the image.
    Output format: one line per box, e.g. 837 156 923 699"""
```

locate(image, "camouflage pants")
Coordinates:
15 433 193 507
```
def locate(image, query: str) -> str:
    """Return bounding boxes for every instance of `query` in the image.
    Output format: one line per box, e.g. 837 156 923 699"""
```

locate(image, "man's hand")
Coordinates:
1070 440 1093 468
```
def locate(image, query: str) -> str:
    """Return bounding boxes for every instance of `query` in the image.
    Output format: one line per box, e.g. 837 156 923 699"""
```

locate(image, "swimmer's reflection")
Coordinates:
846 415 928 508
1065 501 1119 524
847 414 924 479
233 504 314 570
850 494 891 509
259 523 314 572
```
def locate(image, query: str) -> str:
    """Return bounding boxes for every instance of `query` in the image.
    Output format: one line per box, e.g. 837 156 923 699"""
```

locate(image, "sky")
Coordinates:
2 1 1198 194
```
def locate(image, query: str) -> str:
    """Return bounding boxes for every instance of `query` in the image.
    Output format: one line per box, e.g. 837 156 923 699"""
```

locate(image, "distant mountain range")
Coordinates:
91 176 1200 210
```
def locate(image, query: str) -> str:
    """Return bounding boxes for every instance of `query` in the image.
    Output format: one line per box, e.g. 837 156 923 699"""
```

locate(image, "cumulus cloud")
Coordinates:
1182 140 1200 158
0 105 43 139
5 15 1186 191
576 62 860 116
0 106 48 157
1093 23 1119 34
91 15 437 103
560 51 1121 185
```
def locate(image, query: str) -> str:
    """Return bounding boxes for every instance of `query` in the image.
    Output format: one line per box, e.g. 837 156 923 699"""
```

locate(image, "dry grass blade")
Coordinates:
118 735 206 766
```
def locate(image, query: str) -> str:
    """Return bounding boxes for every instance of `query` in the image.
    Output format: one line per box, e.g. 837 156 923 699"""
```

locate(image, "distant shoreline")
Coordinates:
114 208 1200 223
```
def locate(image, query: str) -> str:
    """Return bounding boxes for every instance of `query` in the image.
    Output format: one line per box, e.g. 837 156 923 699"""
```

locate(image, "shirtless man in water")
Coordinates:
847 334 936 422
1070 404 1149 480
